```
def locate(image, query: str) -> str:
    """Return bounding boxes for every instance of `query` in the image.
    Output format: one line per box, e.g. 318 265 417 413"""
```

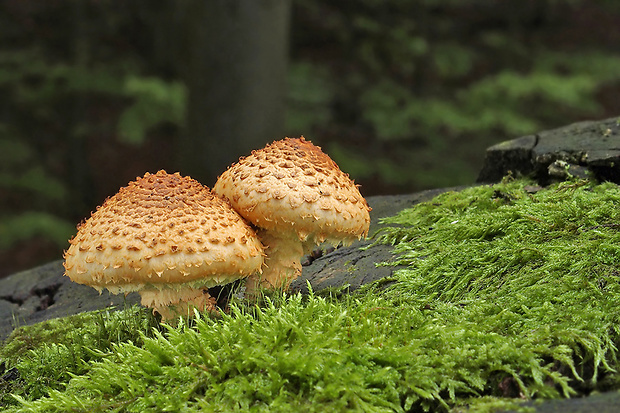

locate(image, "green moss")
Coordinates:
375 178 620 400
3 178 620 412
0 306 159 408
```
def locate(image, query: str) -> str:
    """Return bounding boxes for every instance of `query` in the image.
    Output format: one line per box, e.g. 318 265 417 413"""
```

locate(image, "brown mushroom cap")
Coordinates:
63 170 264 303
213 137 371 248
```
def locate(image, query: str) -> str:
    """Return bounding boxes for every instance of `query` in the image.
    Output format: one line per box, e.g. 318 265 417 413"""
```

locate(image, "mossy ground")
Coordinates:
2 178 620 412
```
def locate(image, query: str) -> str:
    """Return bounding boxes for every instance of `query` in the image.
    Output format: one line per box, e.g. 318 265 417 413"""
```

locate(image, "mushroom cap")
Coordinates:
63 170 264 294
213 137 371 246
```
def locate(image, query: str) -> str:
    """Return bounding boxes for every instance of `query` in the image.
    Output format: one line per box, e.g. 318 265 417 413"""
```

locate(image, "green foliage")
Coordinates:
0 131 73 250
0 136 68 203
0 50 126 104
0 47 186 254
5 179 620 411
386 51 616 139
0 212 75 250
118 76 187 145
0 49 186 146
291 0 620 189
3 0 620 269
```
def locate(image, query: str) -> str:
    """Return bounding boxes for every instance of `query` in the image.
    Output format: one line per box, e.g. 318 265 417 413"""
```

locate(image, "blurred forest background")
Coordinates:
1 0 619 278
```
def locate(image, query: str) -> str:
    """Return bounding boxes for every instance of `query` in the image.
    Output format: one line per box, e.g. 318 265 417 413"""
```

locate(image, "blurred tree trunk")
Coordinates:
176 0 291 185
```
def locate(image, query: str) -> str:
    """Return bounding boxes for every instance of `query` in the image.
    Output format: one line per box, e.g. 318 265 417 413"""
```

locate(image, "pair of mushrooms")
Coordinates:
64 137 371 319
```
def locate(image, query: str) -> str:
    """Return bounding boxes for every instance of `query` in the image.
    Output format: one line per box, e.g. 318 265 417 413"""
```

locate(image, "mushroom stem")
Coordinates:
140 287 216 320
246 230 303 295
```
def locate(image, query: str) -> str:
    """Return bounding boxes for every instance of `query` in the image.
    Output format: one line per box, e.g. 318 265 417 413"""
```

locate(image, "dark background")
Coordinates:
1 0 619 278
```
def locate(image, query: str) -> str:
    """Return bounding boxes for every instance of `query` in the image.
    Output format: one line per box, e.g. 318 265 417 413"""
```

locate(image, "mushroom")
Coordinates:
63 170 264 319
213 137 371 294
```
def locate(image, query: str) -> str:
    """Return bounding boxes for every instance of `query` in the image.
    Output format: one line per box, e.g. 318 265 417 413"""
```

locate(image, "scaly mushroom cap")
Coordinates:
213 137 371 248
63 170 264 297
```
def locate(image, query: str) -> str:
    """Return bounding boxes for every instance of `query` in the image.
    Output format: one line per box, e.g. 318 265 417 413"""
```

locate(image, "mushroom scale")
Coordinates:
63 170 264 318
213 137 371 292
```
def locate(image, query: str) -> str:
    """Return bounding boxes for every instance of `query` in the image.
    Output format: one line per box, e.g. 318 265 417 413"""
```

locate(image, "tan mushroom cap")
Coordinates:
63 170 264 297
213 137 371 247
